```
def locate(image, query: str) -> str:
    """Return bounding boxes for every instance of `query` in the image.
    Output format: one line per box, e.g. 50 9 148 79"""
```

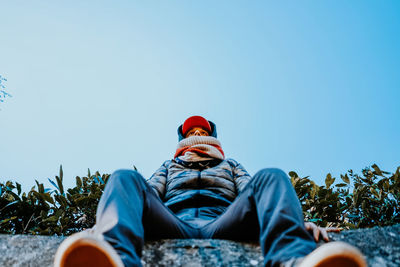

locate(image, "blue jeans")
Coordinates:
95 168 316 266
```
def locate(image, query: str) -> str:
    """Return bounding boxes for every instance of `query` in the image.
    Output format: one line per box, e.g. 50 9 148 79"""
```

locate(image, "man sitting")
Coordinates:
54 116 366 267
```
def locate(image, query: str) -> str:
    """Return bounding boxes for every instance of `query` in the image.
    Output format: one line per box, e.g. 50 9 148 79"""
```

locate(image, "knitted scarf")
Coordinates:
174 136 225 162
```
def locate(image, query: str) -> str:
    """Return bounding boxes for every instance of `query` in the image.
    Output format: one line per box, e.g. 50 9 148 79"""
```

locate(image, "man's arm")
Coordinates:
228 159 252 193
229 160 341 242
146 161 170 199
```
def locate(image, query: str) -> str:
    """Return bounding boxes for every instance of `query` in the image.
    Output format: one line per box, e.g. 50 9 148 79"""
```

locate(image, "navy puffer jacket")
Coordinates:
146 120 252 214
147 158 251 212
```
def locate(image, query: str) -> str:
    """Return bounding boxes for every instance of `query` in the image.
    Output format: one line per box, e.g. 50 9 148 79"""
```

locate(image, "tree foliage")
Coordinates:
1 164 399 236
0 166 108 235
290 164 400 228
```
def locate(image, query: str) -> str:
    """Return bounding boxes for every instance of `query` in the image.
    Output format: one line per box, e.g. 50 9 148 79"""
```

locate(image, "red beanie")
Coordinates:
182 116 212 136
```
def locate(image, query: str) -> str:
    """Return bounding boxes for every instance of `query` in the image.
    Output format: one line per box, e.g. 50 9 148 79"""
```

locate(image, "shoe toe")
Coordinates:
299 241 367 267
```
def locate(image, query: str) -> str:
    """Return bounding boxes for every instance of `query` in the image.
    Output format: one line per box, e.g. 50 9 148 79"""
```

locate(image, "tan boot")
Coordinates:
297 241 367 267
54 231 124 267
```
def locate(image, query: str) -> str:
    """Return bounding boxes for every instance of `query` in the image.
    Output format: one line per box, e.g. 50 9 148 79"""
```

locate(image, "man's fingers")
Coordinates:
325 227 342 232
304 222 341 242
321 228 329 242
313 227 320 242
305 223 312 230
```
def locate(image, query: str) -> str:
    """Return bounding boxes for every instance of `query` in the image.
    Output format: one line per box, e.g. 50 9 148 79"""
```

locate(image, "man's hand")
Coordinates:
304 222 342 242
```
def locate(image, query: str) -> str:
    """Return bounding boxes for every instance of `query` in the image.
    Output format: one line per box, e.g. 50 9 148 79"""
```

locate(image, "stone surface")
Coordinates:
141 239 263 267
0 234 63 267
328 224 400 267
0 224 399 266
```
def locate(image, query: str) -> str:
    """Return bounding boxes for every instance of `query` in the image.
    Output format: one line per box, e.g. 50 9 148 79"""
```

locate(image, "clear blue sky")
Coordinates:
1 1 399 191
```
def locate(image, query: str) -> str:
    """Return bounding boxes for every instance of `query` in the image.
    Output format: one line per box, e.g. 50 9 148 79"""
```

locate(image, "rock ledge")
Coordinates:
0 224 399 266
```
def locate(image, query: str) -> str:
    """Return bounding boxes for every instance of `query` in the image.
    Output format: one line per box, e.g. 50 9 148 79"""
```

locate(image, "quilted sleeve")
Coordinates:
229 159 252 193
146 161 170 199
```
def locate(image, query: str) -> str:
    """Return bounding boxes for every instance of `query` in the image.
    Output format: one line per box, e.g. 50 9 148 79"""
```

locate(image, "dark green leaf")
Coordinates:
0 216 18 224
59 165 63 180
56 176 64 195
325 173 335 189
16 182 21 195
341 174 350 184
370 188 379 199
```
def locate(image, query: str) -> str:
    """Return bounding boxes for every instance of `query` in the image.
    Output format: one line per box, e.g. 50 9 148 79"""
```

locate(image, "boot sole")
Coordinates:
298 241 367 267
54 232 124 267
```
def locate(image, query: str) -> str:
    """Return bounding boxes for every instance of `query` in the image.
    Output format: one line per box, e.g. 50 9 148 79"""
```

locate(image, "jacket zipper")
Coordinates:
195 170 201 217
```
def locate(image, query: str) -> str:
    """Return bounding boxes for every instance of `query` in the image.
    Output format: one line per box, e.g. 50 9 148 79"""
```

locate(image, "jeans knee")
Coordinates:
255 168 287 179
253 168 289 185
110 169 145 187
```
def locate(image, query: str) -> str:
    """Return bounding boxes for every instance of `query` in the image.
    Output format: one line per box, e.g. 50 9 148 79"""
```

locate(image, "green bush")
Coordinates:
0 166 108 235
290 164 400 228
1 164 399 235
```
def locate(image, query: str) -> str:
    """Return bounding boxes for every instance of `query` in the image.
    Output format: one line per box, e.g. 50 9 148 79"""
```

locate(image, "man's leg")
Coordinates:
95 169 198 266
202 168 316 266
